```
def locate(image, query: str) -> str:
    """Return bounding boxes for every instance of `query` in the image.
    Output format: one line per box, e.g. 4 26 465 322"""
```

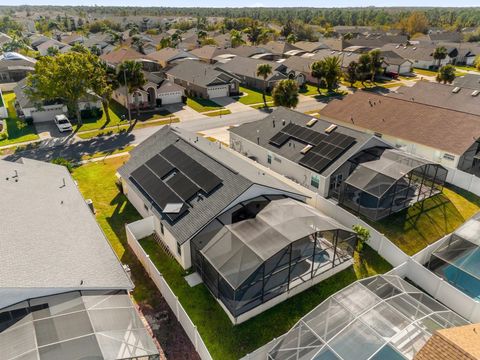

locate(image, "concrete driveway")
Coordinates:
163 103 206 121
212 97 252 113
35 122 74 139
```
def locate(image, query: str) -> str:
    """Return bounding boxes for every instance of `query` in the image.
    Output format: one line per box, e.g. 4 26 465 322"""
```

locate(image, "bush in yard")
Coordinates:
353 224 371 253
51 158 74 173
0 132 7 140
25 117 34 126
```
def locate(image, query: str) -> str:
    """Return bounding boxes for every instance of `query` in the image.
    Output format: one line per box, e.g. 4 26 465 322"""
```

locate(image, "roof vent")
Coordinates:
164 203 183 214
452 87 461 93
306 118 317 127
300 144 313 154
325 124 337 134
472 90 480 97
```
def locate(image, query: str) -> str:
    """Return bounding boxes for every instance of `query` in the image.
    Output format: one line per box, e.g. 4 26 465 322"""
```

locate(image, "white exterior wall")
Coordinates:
23 104 68 122
78 99 102 110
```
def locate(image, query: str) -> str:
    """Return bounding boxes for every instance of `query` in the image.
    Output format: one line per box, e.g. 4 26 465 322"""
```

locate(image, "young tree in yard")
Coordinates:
345 61 358 87
117 60 146 115
272 79 299 109
91 60 118 125
322 56 342 91
286 33 297 44
433 46 448 68
356 54 371 87
368 49 383 82
352 224 370 253
26 52 99 125
311 60 325 93
256 63 273 107
436 64 456 84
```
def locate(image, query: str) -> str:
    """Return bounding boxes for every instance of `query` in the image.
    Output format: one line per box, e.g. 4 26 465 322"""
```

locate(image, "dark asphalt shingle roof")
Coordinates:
454 74 480 91
217 56 286 82
229 107 372 177
166 60 236 87
118 126 300 244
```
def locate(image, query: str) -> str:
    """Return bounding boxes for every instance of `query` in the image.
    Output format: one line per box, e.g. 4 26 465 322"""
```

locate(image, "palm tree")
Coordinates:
357 54 371 87
117 60 147 116
256 64 273 107
344 61 358 87
311 60 325 93
245 22 262 45
368 49 383 82
436 64 455 84
433 46 448 69
322 56 342 92
272 79 299 109
230 29 245 48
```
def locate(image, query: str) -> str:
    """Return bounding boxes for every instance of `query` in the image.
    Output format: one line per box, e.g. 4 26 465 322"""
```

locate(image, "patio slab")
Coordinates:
184 272 203 287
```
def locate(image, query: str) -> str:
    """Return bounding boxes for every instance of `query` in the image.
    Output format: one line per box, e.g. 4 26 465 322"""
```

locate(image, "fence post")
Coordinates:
194 325 199 350
175 296 180 318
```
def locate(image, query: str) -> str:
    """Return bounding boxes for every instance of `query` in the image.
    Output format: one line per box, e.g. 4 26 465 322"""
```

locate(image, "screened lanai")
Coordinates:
191 197 357 319
267 275 470 360
427 212 480 301
339 149 447 221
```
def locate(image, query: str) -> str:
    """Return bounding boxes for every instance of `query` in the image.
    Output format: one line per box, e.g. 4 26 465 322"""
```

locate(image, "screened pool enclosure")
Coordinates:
427 212 480 300
267 275 470 360
191 196 357 319
339 149 447 221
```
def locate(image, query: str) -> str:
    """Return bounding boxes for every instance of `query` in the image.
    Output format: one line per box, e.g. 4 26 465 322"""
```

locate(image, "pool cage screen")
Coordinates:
427 214 480 300
191 197 357 318
339 149 447 221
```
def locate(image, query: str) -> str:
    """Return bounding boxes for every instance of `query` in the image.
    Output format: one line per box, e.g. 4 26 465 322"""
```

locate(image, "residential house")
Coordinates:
189 45 227 64
166 60 239 99
293 41 330 53
217 56 305 91
343 34 408 50
0 158 159 360
14 78 102 122
259 41 301 59
382 43 455 70
304 49 362 70
428 30 463 43
320 91 480 177
388 80 480 116
146 47 198 68
118 126 357 323
100 47 161 72
223 45 270 58
36 39 71 56
0 52 36 83
381 50 413 75
280 56 317 83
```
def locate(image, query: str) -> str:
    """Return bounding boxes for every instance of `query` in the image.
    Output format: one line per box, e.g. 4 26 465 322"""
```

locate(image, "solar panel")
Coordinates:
161 145 222 194
145 154 174 179
312 157 332 173
130 165 187 221
166 172 200 201
269 131 290 147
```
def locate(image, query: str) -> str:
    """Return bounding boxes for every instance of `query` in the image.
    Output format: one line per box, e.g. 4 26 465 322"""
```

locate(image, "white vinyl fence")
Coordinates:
125 218 213 360
446 166 480 197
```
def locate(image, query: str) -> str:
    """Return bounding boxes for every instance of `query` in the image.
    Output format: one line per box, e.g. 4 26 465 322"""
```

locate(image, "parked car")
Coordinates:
385 71 399 79
54 114 73 132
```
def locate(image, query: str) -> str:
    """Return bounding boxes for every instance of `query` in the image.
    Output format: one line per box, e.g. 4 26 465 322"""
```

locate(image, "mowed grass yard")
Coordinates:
368 186 480 256
187 97 224 113
72 156 392 360
238 86 272 105
0 92 39 147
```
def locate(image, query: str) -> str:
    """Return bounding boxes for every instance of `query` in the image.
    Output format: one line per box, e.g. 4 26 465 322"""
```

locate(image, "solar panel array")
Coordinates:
130 144 223 222
269 122 356 173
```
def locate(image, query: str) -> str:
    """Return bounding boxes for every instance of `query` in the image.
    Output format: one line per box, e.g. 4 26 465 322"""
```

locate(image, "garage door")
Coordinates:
31 105 66 123
399 63 412 75
159 91 182 105
207 86 228 99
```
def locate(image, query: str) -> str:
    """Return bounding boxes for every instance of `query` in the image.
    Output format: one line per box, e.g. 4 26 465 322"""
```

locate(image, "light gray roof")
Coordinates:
229 107 373 177
454 74 480 91
293 41 329 53
157 79 185 94
0 158 132 291
388 81 480 116
0 52 36 72
118 126 302 245
166 59 237 87
217 56 287 82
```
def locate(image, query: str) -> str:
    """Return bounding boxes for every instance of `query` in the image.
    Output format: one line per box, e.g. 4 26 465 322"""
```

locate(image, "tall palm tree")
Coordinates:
256 64 273 107
368 49 383 82
230 29 245 48
117 60 146 116
322 56 342 91
311 60 325 93
433 46 448 69
245 22 262 45
272 79 299 109
357 54 371 87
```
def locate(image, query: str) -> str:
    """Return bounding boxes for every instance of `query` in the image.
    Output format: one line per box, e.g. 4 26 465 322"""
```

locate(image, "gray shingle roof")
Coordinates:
0 158 132 290
118 126 301 245
166 60 236 87
217 56 286 81
454 74 480 91
229 107 372 177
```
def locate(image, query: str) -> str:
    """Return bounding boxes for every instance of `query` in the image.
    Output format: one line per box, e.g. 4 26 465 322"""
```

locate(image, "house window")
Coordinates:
267 154 272 164
177 243 182 256
443 153 455 161
160 222 164 235
311 175 320 188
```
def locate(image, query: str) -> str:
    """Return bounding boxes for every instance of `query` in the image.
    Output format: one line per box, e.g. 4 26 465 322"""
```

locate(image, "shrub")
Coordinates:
51 158 74 173
353 224 371 253
25 117 34 126
80 107 103 120
0 132 7 140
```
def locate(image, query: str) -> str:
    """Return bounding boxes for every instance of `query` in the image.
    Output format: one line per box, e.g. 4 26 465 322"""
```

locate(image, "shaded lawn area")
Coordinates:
299 83 322 96
0 92 39 146
367 186 480 256
141 238 391 360
413 68 438 77
187 97 224 113
238 86 272 105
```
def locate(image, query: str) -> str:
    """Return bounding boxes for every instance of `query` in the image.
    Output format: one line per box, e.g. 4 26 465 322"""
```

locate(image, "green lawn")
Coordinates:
455 65 480 72
367 186 480 256
251 101 275 109
299 83 322 96
71 157 391 360
413 68 438 77
0 92 39 147
80 145 135 161
238 86 272 105
187 97 224 113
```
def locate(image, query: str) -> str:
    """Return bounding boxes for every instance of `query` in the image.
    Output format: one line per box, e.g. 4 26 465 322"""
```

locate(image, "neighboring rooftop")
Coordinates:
0 158 132 293
100 46 145 65
388 81 480 116
217 56 287 82
167 59 238 87
454 74 480 91
320 91 480 156
229 107 372 177
118 126 301 245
